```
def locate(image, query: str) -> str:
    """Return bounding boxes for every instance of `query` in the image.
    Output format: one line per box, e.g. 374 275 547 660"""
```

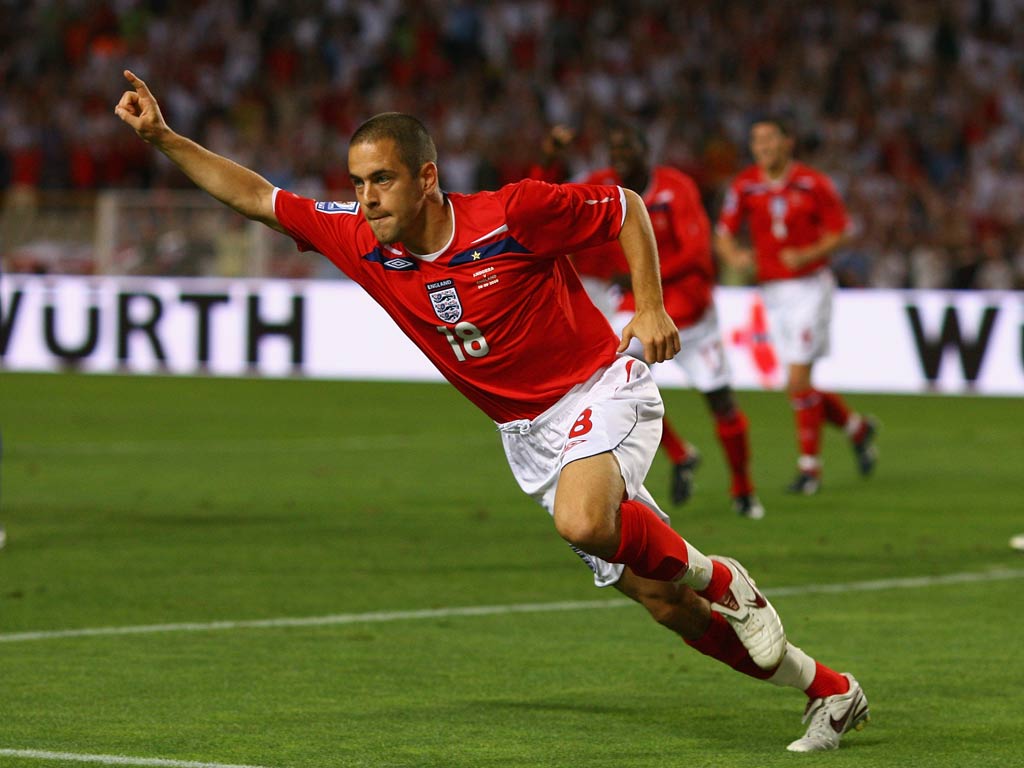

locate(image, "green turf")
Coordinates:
1 372 1022 767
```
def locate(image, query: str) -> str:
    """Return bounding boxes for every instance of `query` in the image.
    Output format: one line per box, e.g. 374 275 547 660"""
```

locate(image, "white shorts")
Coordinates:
761 269 835 365
498 354 670 587
611 305 733 393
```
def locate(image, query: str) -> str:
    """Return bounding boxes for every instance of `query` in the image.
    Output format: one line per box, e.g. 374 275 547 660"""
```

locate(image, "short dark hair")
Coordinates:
350 112 438 174
606 117 649 152
750 114 794 137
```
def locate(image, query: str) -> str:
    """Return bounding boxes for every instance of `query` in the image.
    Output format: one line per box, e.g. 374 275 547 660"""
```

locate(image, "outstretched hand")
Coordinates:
114 70 168 144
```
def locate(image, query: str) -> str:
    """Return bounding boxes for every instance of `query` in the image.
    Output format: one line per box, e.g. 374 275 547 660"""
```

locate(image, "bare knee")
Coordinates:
786 363 813 396
552 453 624 558
552 492 619 556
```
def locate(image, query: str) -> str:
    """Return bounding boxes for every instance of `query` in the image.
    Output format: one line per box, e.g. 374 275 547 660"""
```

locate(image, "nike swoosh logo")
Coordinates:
830 710 852 734
829 696 861 733
745 591 768 609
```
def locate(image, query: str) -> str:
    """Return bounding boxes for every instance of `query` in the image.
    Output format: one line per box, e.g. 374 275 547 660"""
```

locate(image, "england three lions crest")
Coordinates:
426 279 463 323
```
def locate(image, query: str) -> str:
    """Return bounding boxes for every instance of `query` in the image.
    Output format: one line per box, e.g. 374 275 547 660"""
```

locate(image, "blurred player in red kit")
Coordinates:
117 72 869 751
540 122 764 519
716 117 878 495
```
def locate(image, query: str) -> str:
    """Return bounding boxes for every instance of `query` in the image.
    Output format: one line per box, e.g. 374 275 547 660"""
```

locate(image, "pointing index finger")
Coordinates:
123 69 149 93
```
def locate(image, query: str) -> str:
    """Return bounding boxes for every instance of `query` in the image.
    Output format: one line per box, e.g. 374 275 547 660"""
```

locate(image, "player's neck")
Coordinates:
762 160 792 183
404 194 452 257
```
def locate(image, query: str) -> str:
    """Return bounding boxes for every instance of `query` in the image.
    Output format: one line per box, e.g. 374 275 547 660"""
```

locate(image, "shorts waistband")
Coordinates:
496 357 622 436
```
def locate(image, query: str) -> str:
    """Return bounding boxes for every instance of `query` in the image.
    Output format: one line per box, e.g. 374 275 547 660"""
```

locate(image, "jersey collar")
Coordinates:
406 195 455 263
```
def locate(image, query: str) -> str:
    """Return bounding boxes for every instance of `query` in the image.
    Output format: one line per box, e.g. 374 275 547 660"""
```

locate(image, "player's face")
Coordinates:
750 123 793 175
349 139 426 244
609 130 645 184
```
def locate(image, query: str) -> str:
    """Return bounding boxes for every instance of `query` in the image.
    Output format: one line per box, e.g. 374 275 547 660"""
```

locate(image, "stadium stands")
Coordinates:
1 0 1022 287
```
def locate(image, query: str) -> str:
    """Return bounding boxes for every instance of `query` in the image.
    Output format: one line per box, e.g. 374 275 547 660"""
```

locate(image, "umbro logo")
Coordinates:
363 247 420 271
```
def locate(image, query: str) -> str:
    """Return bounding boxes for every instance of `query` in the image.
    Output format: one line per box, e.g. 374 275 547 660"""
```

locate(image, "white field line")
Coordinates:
0 749 276 768
2 567 1022 645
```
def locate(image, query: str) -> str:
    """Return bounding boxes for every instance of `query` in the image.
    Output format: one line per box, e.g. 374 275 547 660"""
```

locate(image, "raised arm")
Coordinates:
114 70 282 232
616 188 680 364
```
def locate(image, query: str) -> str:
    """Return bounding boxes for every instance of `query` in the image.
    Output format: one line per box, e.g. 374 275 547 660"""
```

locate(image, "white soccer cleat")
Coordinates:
708 556 786 669
732 494 766 520
787 673 870 752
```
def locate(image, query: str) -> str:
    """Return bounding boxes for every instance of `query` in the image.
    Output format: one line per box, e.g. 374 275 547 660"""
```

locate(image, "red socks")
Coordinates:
688 617 849 697
612 499 691 582
686 611 775 680
714 409 753 497
698 559 734 604
820 391 852 429
792 389 868 465
663 411 754 498
790 389 823 462
805 661 850 699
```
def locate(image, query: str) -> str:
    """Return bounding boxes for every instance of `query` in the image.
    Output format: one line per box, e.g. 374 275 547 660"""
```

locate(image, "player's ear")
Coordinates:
420 161 439 194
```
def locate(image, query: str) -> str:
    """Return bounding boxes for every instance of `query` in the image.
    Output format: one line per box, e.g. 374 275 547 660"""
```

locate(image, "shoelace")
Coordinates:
801 699 839 743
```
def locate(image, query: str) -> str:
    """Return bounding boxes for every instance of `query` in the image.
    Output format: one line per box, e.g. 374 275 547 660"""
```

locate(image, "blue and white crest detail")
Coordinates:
426 278 463 323
315 200 359 214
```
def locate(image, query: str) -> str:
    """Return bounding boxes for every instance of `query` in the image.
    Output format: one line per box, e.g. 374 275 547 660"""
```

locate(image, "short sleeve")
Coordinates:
274 188 366 270
502 179 626 255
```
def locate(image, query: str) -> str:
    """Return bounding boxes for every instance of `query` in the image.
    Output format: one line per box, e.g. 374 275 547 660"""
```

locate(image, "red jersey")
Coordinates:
716 161 849 283
574 166 715 328
274 179 624 423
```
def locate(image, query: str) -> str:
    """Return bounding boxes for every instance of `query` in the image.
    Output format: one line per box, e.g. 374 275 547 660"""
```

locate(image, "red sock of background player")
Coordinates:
714 409 753 497
612 499 719 590
790 389 823 473
660 417 689 464
820 390 868 442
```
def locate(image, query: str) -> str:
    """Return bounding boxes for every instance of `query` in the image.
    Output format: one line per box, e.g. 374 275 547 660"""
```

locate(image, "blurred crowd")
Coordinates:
2 0 1023 289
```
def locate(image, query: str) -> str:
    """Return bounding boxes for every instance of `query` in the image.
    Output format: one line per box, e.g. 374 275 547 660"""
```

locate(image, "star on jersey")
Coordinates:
448 235 530 266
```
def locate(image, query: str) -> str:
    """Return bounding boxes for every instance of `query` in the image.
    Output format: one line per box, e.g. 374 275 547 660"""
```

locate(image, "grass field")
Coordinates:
1 371 1022 768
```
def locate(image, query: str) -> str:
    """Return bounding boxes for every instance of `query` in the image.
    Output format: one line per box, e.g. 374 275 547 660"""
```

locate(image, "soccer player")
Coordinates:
572 122 764 519
115 71 869 751
715 117 877 495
